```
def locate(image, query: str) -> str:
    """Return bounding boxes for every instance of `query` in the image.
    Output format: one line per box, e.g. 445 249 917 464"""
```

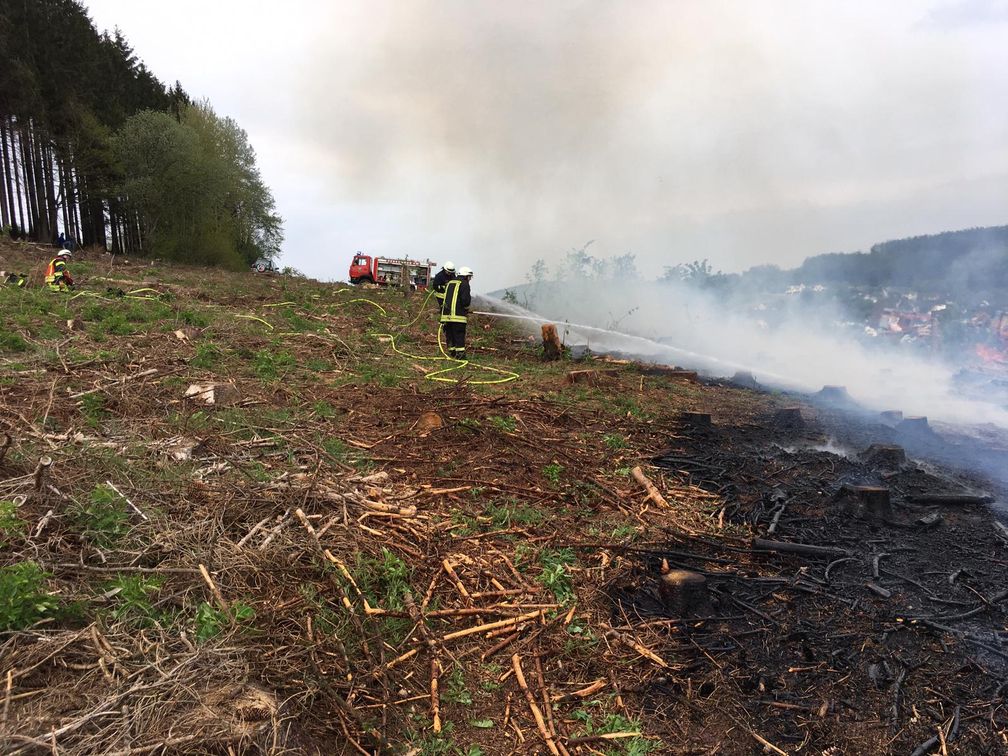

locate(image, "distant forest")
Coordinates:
770 226 1008 294
0 0 281 267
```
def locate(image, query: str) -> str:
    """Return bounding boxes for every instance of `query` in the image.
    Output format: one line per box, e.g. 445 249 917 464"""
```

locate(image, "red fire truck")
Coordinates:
348 252 435 290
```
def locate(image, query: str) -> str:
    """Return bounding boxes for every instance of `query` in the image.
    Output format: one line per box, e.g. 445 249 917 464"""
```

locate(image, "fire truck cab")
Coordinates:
349 252 435 291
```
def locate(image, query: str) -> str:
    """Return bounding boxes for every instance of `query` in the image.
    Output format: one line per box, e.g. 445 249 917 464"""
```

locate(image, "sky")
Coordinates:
82 0 1008 290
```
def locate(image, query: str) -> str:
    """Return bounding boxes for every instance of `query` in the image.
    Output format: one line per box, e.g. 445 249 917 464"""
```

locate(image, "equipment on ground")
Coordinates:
349 252 435 290
252 257 278 274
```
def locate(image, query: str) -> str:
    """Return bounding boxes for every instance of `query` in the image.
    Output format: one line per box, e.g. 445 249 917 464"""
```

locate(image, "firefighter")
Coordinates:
45 250 75 291
431 261 455 306
440 266 472 360
2 271 27 288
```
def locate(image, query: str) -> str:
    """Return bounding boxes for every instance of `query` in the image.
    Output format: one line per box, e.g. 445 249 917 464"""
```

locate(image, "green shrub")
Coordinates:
0 561 58 631
194 600 255 641
76 484 130 547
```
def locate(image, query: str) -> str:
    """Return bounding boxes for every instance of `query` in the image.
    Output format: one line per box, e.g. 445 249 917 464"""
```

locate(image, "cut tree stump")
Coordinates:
816 385 851 401
860 444 907 469
731 370 759 389
541 324 562 361
879 410 904 425
679 411 712 428
184 382 242 407
897 416 930 434
657 559 708 616
772 407 804 430
854 486 892 520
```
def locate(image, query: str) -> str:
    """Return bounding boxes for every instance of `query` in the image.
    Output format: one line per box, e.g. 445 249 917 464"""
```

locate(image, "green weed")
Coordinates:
312 400 336 418
76 484 130 547
103 575 163 626
485 499 543 529
571 709 657 755
253 348 295 382
0 330 30 352
191 342 222 369
78 392 107 427
194 600 255 641
539 548 576 605
0 500 25 542
603 433 628 450
487 415 517 433
0 561 58 631
543 463 564 485
443 665 473 705
611 522 640 541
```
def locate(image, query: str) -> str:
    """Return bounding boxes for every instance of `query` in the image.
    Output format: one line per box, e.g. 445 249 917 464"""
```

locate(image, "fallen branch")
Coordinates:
631 466 670 508
752 538 851 559
512 654 560 756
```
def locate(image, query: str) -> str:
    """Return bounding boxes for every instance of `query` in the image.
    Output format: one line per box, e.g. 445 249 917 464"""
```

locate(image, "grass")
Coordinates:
102 575 164 626
253 347 296 382
0 561 58 631
603 432 628 450
484 498 544 529
0 328 30 352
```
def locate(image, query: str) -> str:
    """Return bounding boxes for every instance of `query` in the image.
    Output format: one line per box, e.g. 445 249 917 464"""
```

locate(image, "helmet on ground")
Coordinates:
458 266 473 277
443 261 455 272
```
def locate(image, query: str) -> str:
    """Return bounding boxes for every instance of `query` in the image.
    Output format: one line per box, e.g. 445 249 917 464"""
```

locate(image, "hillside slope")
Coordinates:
1 241 1006 754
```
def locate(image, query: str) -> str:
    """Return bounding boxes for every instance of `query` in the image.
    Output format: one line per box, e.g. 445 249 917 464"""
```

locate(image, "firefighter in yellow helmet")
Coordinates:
440 266 472 360
45 250 75 292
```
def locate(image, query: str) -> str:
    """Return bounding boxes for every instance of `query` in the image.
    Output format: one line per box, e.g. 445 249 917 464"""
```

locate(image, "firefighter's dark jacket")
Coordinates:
432 268 453 300
440 278 471 323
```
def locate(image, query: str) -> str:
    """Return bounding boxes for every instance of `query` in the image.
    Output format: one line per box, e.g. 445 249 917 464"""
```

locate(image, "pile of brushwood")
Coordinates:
0 239 1006 754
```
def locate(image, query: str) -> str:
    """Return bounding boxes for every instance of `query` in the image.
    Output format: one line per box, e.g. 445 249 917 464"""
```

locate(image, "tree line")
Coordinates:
0 0 281 268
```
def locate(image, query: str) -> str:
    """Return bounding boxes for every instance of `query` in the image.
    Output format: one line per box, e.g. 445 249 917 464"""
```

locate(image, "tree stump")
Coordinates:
897 416 930 435
816 385 851 403
657 559 708 616
541 324 562 361
731 370 759 389
860 444 907 469
841 485 892 520
679 411 712 429
772 407 804 430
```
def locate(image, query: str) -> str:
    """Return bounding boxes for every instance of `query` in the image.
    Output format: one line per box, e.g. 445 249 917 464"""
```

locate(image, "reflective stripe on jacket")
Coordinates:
45 258 68 283
440 278 470 323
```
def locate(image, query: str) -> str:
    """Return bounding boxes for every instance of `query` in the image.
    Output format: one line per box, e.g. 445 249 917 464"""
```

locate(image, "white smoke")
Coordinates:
483 276 1008 429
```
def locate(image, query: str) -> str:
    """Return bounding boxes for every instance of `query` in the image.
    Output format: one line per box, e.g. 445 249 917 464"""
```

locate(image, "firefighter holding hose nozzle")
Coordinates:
431 260 455 306
440 266 473 360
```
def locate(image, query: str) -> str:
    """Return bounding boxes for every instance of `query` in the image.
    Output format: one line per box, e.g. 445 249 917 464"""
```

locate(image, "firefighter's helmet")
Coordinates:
59 249 72 258
458 266 473 277
443 261 455 272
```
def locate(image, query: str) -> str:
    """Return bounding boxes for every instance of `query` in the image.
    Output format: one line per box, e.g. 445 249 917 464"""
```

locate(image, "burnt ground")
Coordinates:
610 401 1008 754
0 239 1007 754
